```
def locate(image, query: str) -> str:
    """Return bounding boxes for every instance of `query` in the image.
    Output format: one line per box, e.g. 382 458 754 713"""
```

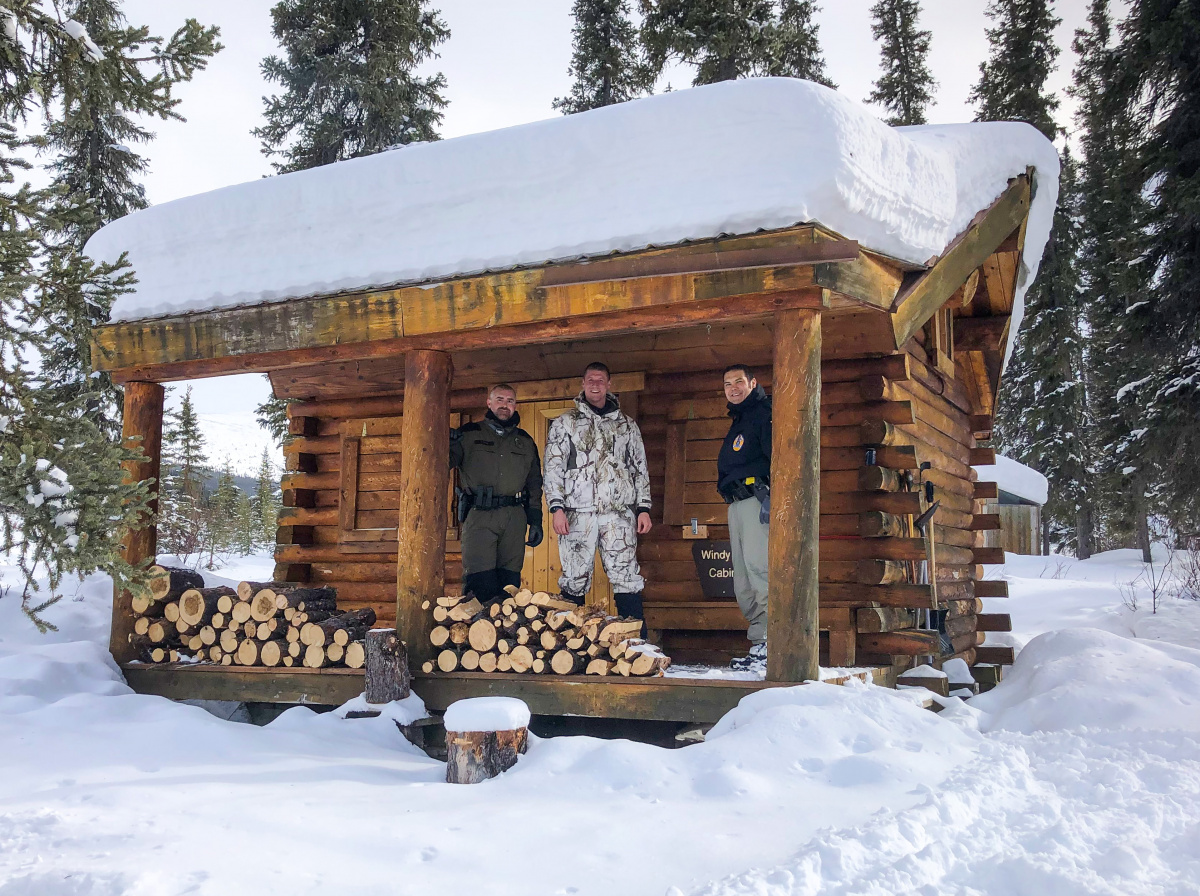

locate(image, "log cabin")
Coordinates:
87 79 1058 724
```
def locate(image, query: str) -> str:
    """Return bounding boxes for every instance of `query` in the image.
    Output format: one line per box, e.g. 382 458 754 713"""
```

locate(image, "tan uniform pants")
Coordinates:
728 496 769 644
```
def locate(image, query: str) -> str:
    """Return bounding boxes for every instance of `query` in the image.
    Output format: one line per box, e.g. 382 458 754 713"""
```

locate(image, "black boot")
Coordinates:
560 590 585 606
613 592 647 638
497 568 522 594
461 570 500 603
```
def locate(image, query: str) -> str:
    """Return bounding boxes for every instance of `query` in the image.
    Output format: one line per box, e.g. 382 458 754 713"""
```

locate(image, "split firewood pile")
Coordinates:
419 587 670 677
127 564 374 669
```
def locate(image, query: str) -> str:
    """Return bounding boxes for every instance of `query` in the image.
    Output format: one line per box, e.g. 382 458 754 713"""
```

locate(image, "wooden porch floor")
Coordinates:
122 664 896 724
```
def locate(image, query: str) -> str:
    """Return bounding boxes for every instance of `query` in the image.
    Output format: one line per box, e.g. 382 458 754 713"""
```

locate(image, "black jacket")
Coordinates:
717 386 772 494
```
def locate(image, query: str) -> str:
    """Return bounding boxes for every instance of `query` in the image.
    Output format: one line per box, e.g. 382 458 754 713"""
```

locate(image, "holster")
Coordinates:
455 486 474 523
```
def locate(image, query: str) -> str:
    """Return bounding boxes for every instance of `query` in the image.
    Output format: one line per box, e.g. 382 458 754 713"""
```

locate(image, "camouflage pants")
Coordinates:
557 509 645 596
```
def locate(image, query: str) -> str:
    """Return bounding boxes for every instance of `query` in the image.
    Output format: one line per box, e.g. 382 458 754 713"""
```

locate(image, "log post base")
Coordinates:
365 628 411 703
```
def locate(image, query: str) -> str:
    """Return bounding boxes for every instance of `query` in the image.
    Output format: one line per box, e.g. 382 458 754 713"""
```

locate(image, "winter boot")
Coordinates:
461 570 500 603
560 590 585 606
496 568 522 594
613 592 646 638
731 641 767 673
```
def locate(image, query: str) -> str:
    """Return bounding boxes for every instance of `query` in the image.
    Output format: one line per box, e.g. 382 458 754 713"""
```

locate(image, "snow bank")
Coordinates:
971 627 1200 735
973 454 1049 505
88 77 1058 365
5 549 1200 894
443 696 530 732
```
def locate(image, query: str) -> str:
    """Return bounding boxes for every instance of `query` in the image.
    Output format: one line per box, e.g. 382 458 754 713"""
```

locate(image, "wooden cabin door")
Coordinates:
519 400 614 613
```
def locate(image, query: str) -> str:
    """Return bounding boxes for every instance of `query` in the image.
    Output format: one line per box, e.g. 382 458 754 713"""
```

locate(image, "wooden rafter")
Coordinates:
890 174 1032 350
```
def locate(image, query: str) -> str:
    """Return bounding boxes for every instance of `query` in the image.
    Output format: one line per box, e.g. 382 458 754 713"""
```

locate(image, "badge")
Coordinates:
732 434 744 451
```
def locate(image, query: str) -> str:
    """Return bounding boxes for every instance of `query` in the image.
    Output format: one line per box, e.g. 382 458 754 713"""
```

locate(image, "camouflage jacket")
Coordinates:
544 394 651 515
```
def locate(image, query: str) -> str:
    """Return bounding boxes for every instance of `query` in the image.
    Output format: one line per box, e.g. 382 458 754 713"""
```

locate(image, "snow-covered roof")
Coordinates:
973 455 1049 506
86 78 1058 350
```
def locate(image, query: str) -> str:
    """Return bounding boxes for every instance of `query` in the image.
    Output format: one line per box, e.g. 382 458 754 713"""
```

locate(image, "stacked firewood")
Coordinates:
127 564 374 669
419 587 670 677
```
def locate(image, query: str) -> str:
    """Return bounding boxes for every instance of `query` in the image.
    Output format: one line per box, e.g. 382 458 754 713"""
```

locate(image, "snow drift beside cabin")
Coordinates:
86 77 1058 361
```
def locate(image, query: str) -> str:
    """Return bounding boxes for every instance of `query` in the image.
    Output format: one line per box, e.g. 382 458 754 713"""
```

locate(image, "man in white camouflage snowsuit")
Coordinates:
544 362 652 623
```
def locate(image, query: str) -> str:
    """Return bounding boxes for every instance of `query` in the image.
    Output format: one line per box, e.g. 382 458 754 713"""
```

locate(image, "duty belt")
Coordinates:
465 486 525 511
718 476 769 505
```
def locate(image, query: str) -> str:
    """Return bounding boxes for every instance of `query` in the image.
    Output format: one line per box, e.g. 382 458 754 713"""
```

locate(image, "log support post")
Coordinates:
112 381 165 664
396 350 452 669
766 309 821 683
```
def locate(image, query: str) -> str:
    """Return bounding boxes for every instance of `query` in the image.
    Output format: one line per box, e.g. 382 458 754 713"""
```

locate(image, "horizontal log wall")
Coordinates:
274 314 994 669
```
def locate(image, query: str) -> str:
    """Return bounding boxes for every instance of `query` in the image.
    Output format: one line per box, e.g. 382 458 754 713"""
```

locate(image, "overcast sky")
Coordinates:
118 0 1095 419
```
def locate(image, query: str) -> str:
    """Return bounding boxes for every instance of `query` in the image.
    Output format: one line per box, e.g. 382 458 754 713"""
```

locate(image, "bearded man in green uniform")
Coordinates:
450 384 544 602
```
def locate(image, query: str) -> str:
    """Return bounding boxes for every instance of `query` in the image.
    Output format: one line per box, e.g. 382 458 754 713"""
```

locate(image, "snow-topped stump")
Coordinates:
443 697 530 784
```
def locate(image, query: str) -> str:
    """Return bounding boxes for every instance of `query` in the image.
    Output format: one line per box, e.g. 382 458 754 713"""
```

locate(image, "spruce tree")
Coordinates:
254 0 450 173
868 0 935 125
640 0 832 87
766 0 834 87
554 0 654 113
0 8 155 625
204 461 239 567
1070 0 1149 556
1115 0 1200 542
993 150 1091 554
251 447 280 545
234 491 255 555
37 1 219 438
254 375 291 448
969 0 1061 140
640 0 777 84
159 386 208 558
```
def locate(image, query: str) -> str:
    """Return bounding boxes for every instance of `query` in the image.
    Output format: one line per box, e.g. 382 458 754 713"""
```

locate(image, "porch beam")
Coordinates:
766 308 822 683
112 381 164 663
395 350 452 668
96 289 825 383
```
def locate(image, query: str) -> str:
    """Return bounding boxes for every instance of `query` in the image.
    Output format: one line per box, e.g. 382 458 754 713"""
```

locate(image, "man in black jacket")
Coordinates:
450 384 544 603
716 364 772 671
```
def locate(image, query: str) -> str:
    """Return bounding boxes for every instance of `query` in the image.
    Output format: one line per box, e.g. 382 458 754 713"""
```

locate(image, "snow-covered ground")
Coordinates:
1 549 1198 895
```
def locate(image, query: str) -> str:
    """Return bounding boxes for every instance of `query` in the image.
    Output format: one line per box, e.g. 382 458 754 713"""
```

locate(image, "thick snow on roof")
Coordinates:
88 78 1058 341
973 455 1050 505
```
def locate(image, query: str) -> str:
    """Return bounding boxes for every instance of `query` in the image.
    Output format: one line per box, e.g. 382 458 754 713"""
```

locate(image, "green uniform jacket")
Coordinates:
449 412 544 526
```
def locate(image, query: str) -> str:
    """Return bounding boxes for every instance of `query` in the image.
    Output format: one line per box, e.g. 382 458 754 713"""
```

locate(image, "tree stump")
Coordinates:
365 628 411 703
443 697 530 784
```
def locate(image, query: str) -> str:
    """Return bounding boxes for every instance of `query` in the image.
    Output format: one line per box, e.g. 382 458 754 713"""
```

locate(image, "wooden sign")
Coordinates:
691 540 736 598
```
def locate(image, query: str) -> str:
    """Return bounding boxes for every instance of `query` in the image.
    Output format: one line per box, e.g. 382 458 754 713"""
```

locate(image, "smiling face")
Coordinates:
487 386 517 420
582 368 611 408
723 368 756 405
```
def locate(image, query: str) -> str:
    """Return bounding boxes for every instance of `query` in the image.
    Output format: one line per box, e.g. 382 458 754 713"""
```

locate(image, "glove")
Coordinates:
752 482 771 525
526 524 544 548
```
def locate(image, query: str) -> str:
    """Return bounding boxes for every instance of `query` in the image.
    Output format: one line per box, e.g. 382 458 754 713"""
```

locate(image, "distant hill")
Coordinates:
197 413 283 480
